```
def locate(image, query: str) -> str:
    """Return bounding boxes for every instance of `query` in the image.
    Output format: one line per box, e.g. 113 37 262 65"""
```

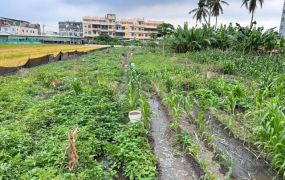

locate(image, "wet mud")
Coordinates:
150 97 200 180
200 110 277 180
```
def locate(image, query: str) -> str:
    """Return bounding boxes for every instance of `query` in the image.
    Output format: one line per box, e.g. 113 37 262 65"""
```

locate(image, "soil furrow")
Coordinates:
190 110 277 180
150 97 200 180
179 114 226 179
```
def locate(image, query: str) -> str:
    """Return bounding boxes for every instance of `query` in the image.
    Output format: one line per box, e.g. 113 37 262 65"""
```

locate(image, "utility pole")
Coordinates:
42 24 45 35
279 0 285 36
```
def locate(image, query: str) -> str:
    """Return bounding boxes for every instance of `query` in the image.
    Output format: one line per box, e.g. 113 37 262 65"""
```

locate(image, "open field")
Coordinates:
2 0 285 178
0 46 284 179
0 44 105 67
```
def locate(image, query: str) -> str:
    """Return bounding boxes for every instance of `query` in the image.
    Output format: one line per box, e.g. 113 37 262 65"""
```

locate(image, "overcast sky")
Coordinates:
0 0 283 31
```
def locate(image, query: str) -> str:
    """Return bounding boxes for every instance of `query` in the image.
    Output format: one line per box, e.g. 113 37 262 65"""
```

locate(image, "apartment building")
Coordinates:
59 21 83 37
0 17 40 36
83 14 163 40
280 0 285 36
83 14 117 39
120 18 163 40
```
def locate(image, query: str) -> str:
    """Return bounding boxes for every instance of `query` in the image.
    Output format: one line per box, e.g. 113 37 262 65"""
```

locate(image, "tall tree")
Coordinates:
157 23 175 37
242 0 264 28
157 23 175 56
208 0 229 28
189 0 209 26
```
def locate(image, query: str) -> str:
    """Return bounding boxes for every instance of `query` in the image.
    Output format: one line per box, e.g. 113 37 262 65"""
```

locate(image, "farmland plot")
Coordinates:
0 44 105 67
130 48 284 179
1 46 284 180
0 48 156 179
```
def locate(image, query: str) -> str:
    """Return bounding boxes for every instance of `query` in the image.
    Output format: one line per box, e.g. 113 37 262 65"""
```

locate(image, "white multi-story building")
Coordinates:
59 21 83 37
280 0 285 36
0 26 16 34
0 17 40 36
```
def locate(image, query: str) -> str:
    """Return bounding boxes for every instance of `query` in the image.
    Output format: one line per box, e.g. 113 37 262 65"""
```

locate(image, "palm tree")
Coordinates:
189 0 209 26
242 0 264 28
208 0 229 28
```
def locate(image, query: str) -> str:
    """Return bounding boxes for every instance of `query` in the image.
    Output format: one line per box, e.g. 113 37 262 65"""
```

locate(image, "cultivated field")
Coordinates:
0 46 284 179
0 44 105 67
0 23 284 180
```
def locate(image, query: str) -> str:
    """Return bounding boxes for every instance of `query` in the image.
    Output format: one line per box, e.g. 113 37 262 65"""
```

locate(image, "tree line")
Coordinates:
189 0 264 28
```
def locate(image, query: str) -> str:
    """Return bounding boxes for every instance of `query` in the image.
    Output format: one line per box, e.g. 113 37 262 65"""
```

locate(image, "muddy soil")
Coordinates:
196 110 277 180
150 97 200 180
179 114 226 179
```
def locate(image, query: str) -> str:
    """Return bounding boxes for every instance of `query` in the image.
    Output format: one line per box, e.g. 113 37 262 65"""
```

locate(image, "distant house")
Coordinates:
0 17 41 36
58 21 83 37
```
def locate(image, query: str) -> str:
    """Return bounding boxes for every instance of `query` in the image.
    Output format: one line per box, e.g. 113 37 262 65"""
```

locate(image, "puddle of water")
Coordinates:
204 112 276 180
150 97 199 180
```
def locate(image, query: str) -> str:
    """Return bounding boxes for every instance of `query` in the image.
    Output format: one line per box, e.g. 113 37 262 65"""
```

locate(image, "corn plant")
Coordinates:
127 63 142 110
177 132 200 158
182 94 193 116
72 80 83 94
253 102 285 177
140 97 151 130
226 93 237 115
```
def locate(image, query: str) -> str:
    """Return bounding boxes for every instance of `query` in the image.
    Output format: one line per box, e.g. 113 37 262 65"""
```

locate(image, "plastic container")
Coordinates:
128 110 142 123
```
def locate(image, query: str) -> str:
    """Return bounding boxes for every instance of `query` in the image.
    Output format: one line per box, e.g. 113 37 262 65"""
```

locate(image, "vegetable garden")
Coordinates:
1 23 285 179
0 49 156 179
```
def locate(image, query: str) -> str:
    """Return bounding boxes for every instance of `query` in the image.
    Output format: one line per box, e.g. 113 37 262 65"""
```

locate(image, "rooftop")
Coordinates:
0 17 30 24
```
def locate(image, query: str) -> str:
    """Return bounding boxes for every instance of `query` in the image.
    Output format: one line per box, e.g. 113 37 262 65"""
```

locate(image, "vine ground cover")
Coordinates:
0 48 156 179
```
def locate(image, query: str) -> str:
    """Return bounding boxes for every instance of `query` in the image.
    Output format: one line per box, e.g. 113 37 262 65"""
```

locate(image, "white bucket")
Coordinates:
128 110 142 123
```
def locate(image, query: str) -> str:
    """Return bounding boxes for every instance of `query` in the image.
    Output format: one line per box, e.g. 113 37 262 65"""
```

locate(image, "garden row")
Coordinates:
130 47 284 179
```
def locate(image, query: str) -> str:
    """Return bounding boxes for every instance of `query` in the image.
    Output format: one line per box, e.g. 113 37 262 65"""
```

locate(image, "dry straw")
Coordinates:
68 128 79 172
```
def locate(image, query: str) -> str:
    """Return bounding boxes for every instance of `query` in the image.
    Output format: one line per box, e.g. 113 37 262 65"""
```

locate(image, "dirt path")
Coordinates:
150 97 200 180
